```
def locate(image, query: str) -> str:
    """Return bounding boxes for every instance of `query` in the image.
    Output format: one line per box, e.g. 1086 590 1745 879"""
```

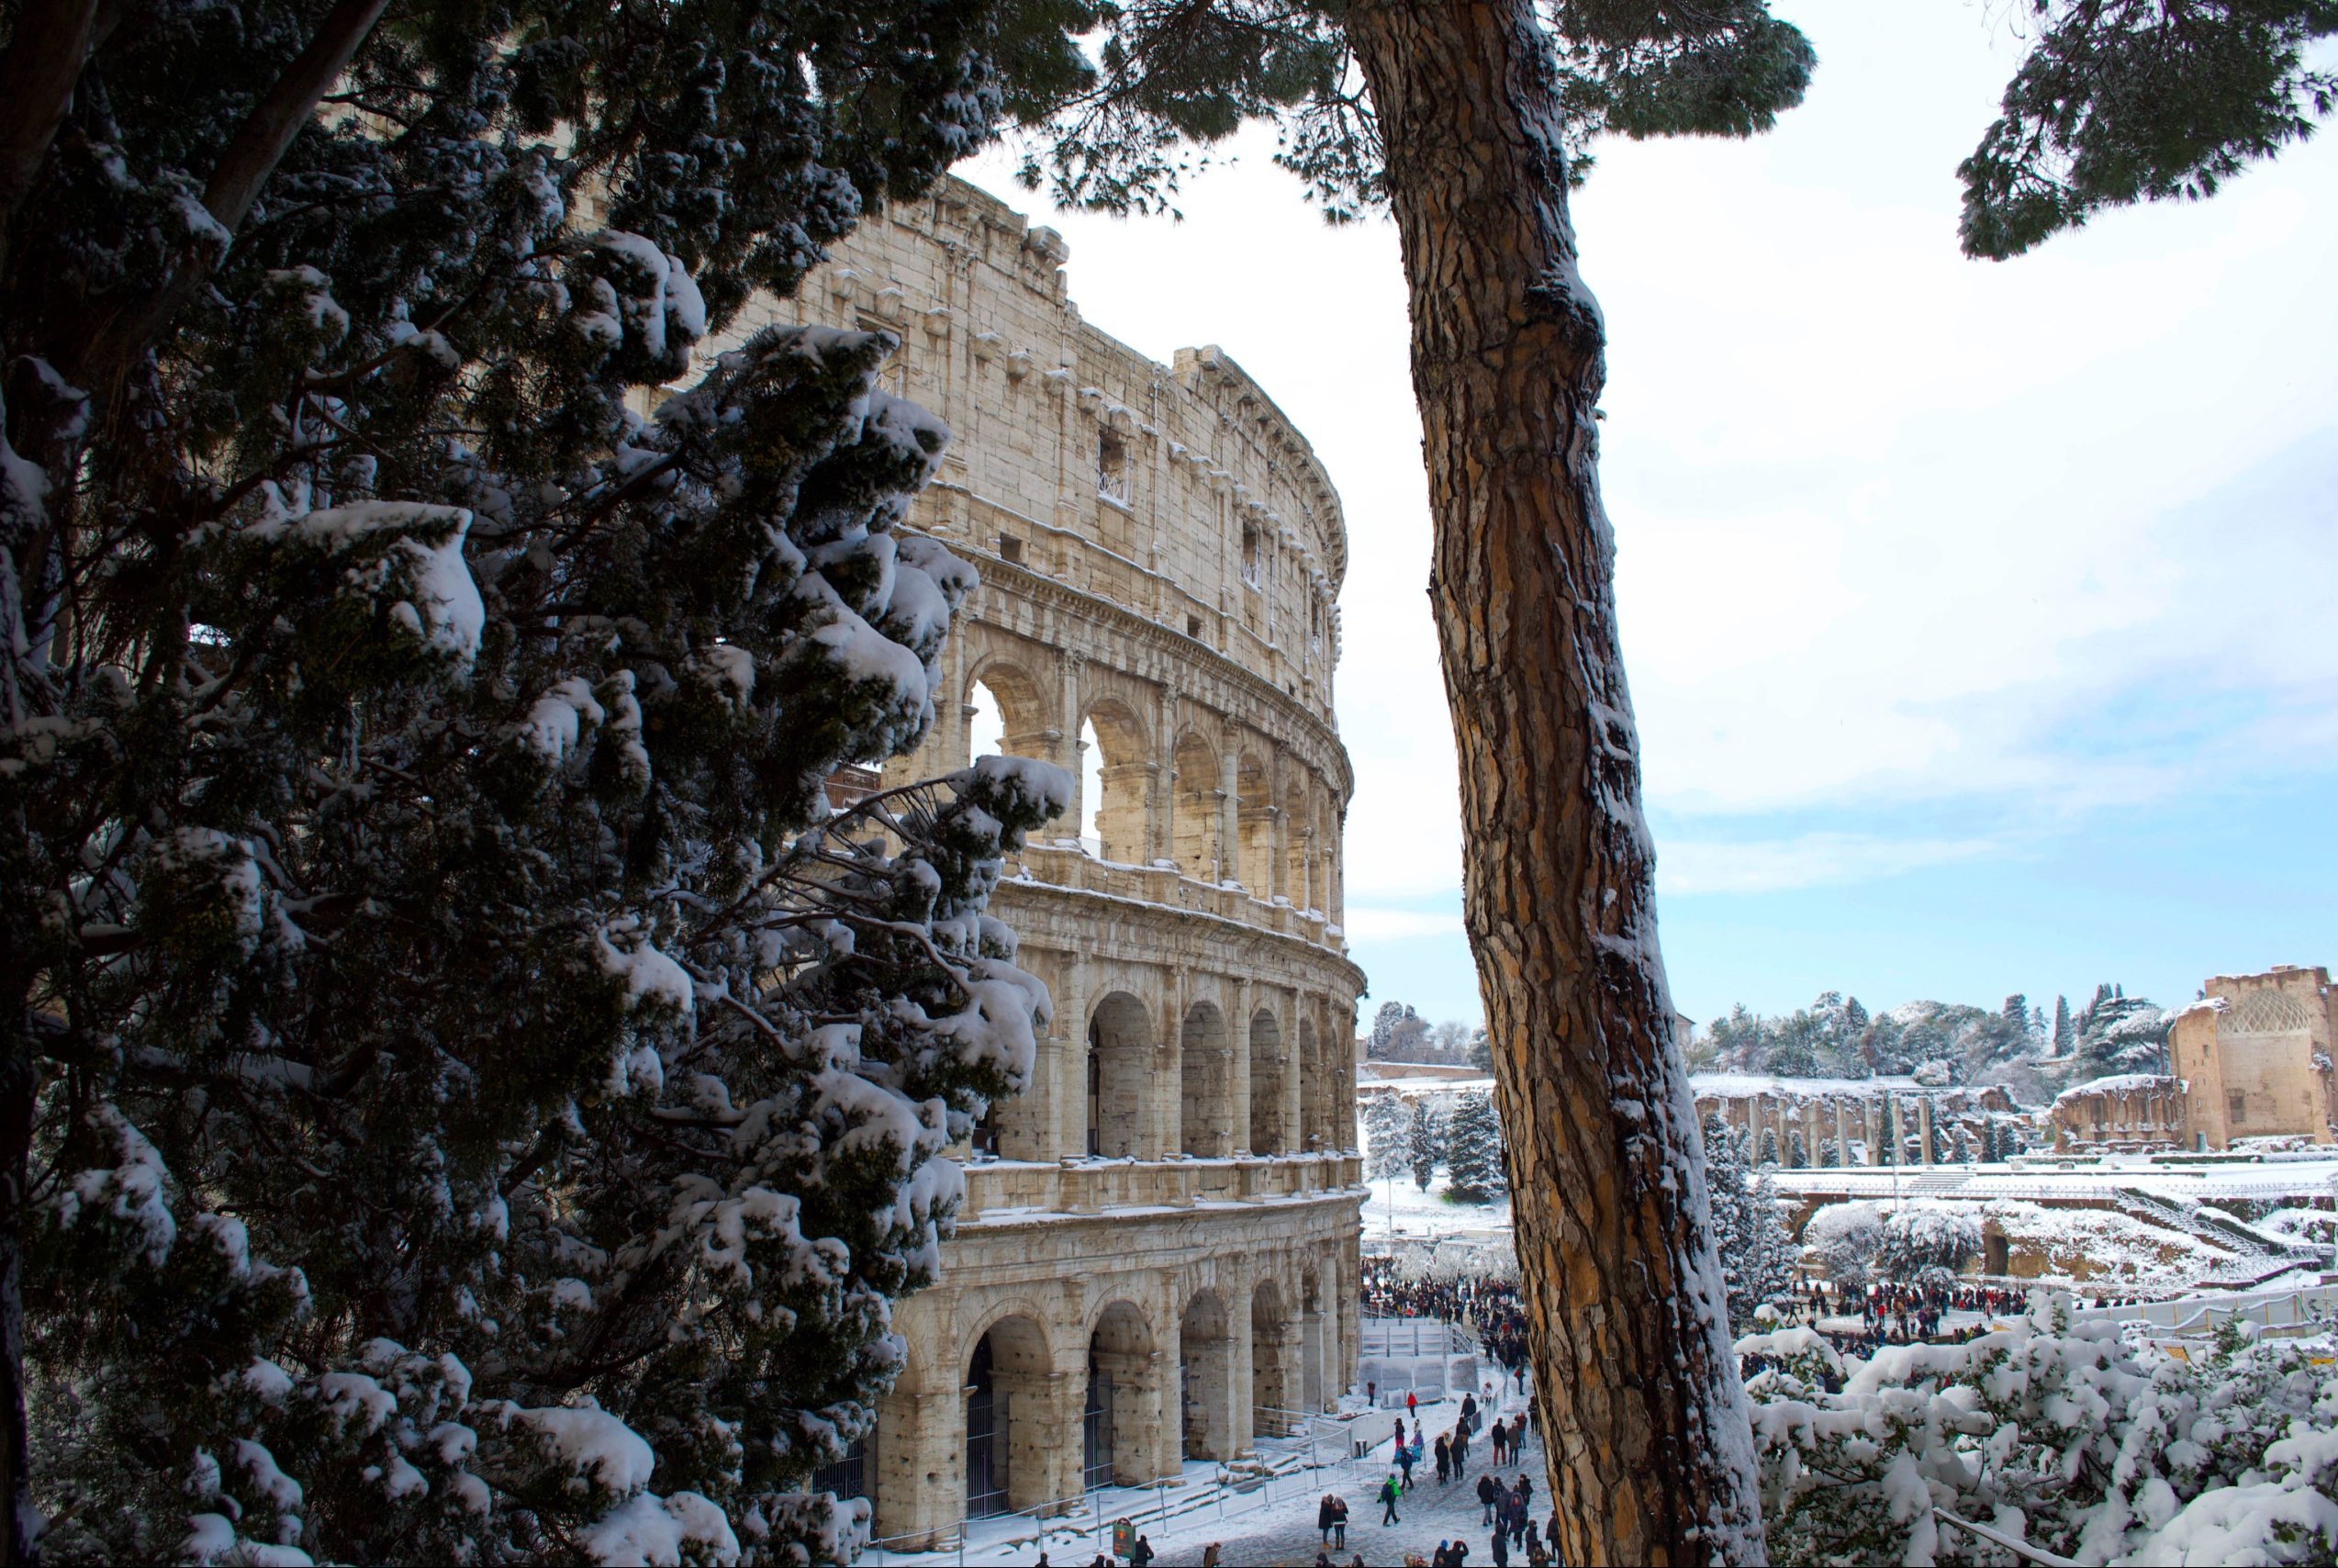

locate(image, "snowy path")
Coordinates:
1148 1389 1545 1568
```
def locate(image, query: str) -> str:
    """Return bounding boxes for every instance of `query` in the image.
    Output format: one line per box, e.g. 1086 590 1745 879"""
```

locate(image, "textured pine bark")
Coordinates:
1346 5 1766 1562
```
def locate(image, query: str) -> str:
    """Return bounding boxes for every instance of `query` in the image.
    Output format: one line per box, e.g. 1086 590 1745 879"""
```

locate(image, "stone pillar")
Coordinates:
1886 1098 1902 1167
1229 973 1254 1159
1284 991 1304 1159
1097 1350 1167 1486
1230 1294 1258 1455
1057 959 1090 1159
1919 1098 1936 1166
1218 748 1240 886
872 1383 959 1550
1864 1103 1880 1167
1015 1366 1084 1515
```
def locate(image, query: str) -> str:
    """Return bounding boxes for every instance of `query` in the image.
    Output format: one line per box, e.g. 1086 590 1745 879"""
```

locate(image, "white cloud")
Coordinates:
1341 906 1467 942
1655 833 2002 897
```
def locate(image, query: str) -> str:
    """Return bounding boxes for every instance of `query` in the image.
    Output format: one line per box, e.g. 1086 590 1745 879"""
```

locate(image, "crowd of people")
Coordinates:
1360 1264 1534 1393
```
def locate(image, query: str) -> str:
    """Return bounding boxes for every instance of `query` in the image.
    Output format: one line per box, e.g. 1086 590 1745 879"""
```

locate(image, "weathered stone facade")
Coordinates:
2167 966 2338 1148
2048 1073 2189 1152
728 180 1368 1547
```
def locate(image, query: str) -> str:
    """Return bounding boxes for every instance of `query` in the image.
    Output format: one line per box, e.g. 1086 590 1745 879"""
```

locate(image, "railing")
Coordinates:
957 1153 1366 1223
2073 1282 2338 1337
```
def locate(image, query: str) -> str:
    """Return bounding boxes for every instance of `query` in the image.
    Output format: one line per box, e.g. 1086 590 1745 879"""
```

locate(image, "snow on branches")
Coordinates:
1739 1298 2338 1565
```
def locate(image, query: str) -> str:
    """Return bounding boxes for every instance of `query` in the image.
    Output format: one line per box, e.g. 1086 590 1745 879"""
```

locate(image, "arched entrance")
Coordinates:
1180 1002 1233 1157
965 1316 1051 1518
1171 733 1222 880
1088 992 1150 1158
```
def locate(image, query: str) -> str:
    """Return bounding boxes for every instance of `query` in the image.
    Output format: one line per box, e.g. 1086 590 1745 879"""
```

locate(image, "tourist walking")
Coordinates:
1478 1472 1501 1525
1491 1417 1509 1466
1398 1440 1416 1491
1380 1473 1403 1526
1435 1433 1451 1484
1318 1494 1338 1547
1128 1535 1155 1568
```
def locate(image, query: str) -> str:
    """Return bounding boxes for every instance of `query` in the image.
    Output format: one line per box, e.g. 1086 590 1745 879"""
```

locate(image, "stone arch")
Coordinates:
1086 1299 1159 1488
1179 1287 1236 1461
964 1311 1053 1518
1180 1001 1235 1157
1248 1009 1288 1156
1250 1276 1295 1436
1088 991 1151 1158
1236 749 1273 895
963 655 1052 767
1170 730 1223 880
1080 697 1150 863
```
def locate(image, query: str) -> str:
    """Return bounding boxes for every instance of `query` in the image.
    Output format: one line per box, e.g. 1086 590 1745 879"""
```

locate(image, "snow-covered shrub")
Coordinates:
2 5 1091 1561
1442 1091 1506 1202
1803 1202 1886 1289
1740 1297 2338 1565
1875 1204 1984 1285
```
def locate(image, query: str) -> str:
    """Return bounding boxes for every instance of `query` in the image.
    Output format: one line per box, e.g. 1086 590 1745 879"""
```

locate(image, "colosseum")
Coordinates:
732 178 1369 1548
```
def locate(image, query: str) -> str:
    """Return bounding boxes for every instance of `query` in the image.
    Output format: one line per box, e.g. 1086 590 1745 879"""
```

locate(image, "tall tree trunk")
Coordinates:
0 1015 34 1568
1346 5 1765 1562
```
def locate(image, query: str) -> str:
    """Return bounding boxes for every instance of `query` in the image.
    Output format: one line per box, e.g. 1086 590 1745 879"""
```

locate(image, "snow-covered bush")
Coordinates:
1739 1298 2338 1565
1 4 1091 1562
1803 1202 1886 1289
1442 1091 1506 1202
1875 1204 1984 1285
1363 1095 1414 1183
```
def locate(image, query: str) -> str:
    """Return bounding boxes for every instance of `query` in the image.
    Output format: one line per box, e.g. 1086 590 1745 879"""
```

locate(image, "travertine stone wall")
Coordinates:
727 181 1370 1550
2169 965 2338 1148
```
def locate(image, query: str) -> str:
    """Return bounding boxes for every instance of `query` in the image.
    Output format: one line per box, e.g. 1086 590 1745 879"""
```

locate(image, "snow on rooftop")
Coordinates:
1691 1071 1926 1099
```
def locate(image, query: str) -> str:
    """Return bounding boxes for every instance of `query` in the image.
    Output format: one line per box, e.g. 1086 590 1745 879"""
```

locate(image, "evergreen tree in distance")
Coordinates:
0 0 1091 1560
1443 1092 1507 1203
1364 1095 1413 1184
1407 1096 1446 1193
1699 1115 1795 1334
2053 995 2075 1056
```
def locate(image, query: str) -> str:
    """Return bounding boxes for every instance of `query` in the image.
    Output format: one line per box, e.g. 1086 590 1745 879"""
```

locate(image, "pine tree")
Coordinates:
1370 1000 1408 1057
1819 1140 1840 1170
1699 1115 1794 1334
1443 1091 1506 1202
1759 1127 1780 1167
1364 1095 1413 1183
1983 1119 2001 1163
1001 2 2338 1556
1788 1129 1807 1169
2053 996 2075 1056
1952 1127 1972 1164
1407 1096 1445 1192
0 2 1094 1559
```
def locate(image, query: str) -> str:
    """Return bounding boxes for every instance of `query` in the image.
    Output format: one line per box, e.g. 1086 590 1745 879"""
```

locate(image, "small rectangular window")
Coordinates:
1241 525 1262 588
1098 429 1128 503
2228 1090 2246 1124
998 532 1024 565
1186 613 1203 640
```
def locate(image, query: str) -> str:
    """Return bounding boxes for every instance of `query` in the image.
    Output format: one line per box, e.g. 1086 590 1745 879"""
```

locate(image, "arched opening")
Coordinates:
1248 1010 1287 1156
1088 992 1150 1159
967 680 1005 765
965 1316 1051 1518
1079 718 1105 855
963 660 1049 767
1081 700 1150 865
1180 1289 1235 1461
1236 750 1273 895
1171 732 1222 881
1251 1279 1293 1436
1180 1002 1234 1157
1088 1302 1157 1489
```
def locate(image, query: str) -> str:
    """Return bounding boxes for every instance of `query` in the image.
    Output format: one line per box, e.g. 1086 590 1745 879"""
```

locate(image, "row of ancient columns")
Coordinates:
1719 1093 1946 1168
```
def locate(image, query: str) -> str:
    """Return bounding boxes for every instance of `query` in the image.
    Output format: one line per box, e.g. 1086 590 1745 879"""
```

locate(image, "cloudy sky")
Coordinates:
956 2 2338 1031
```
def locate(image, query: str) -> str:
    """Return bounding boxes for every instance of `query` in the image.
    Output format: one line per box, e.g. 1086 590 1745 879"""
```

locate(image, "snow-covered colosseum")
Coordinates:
733 178 1369 1550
